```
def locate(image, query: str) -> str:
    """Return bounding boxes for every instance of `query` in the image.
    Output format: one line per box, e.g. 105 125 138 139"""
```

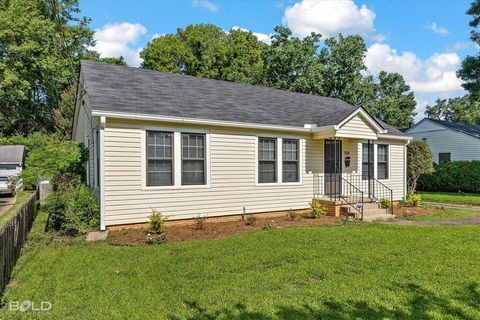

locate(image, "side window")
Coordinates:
362 143 373 180
181 133 206 185
377 144 389 179
146 131 174 186
439 153 451 164
258 138 277 183
282 139 299 182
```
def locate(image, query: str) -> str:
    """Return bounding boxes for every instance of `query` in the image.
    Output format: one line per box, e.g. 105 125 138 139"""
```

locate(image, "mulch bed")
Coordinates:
106 215 339 245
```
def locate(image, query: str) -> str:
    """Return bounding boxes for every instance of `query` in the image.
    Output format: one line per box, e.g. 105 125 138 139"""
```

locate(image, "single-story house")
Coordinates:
406 118 480 164
73 60 411 230
0 145 25 177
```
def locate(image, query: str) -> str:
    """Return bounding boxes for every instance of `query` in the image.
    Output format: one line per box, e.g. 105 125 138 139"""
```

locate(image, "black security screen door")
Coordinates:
324 139 342 196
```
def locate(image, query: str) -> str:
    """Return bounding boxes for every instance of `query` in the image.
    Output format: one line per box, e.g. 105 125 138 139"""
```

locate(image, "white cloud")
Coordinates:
283 0 384 41
93 22 147 67
365 43 463 93
426 22 449 36
192 0 218 12
231 26 272 44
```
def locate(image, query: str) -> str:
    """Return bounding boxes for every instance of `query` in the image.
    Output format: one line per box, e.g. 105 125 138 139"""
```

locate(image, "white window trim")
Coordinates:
375 143 391 181
141 126 211 190
358 141 391 182
255 136 304 186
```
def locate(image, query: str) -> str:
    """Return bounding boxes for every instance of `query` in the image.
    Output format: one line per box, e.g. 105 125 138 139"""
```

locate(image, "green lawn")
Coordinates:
0 191 34 228
418 192 480 206
405 207 480 221
1 211 480 319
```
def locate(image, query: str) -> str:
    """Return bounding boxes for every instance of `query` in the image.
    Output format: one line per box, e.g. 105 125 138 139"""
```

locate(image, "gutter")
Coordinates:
91 110 311 133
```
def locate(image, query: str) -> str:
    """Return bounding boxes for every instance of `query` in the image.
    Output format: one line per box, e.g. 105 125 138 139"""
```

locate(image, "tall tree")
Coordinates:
263 26 324 94
365 71 417 128
0 0 96 135
320 34 368 105
458 0 480 97
140 24 266 84
425 95 480 124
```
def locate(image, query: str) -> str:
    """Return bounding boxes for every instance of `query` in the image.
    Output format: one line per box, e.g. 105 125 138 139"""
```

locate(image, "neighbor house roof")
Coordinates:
427 118 480 139
79 60 406 136
0 145 25 165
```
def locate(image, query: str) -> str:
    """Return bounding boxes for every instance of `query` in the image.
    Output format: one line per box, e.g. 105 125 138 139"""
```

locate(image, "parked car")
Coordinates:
0 176 22 196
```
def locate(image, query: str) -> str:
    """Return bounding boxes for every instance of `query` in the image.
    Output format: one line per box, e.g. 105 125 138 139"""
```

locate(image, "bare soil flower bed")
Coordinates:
394 205 442 217
106 215 339 245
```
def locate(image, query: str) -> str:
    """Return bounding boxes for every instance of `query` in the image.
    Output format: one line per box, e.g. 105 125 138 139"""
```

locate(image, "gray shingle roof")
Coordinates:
428 118 480 139
80 60 405 136
0 145 25 164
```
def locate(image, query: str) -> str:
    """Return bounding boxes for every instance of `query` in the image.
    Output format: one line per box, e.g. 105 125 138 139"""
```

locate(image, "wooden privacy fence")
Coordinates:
0 189 39 295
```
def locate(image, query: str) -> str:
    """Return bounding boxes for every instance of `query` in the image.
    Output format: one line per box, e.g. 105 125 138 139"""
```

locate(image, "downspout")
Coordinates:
403 140 411 199
100 116 106 231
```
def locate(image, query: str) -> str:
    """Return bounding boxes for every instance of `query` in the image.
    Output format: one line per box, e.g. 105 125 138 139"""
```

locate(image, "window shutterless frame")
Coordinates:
377 144 389 180
258 137 277 183
141 127 211 190
146 131 174 186
282 138 299 182
181 133 206 185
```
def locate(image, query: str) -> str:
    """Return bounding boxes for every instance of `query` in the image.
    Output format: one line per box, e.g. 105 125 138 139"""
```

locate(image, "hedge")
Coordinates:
417 161 480 193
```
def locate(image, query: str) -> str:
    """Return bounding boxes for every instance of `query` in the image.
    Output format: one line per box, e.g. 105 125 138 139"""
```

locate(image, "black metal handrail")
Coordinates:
344 174 394 215
340 177 364 220
370 177 394 214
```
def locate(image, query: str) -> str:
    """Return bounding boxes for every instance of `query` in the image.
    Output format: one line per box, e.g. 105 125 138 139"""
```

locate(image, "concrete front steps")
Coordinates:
341 201 395 222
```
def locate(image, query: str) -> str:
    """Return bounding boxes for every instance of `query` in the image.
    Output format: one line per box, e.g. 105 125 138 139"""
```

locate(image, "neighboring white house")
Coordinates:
406 118 480 164
73 61 411 230
0 145 25 177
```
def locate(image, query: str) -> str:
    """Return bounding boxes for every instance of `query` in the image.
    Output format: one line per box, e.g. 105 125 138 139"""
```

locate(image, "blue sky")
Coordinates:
81 0 477 121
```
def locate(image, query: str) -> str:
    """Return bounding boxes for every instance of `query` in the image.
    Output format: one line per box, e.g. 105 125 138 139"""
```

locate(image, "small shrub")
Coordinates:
309 199 325 218
146 232 167 245
379 198 392 209
148 209 165 234
405 194 421 207
286 209 297 221
242 207 256 226
194 214 206 230
245 214 257 226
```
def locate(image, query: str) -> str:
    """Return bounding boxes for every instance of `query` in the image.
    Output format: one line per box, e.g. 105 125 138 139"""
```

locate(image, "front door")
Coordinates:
324 139 342 196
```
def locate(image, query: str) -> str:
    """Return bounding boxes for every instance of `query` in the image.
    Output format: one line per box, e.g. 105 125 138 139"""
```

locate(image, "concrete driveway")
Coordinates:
0 194 16 216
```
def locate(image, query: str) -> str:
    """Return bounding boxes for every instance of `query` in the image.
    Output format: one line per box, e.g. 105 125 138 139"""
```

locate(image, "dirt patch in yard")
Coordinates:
394 205 443 217
106 215 339 245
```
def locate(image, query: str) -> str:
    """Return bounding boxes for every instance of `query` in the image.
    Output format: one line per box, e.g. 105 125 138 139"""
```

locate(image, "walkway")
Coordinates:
0 195 16 216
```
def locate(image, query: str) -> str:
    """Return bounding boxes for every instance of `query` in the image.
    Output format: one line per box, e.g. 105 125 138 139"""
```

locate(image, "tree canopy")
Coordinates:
458 0 480 97
425 95 480 124
141 24 417 128
0 0 128 137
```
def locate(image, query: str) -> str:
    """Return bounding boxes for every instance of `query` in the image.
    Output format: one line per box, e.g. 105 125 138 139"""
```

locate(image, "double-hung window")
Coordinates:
258 138 277 183
362 143 373 180
146 131 174 186
377 144 389 179
182 133 206 185
282 139 299 182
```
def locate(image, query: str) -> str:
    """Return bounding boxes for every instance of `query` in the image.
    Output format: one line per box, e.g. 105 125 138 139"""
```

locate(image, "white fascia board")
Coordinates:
337 107 387 134
377 134 412 141
91 110 310 133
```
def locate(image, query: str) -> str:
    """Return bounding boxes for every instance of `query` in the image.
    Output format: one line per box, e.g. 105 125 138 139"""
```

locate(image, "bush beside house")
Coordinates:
1 133 99 235
418 161 480 194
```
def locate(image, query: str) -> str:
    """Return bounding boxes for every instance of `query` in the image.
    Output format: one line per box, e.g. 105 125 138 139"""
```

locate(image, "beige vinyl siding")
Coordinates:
104 119 315 226
408 120 480 163
378 140 406 200
336 115 377 140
